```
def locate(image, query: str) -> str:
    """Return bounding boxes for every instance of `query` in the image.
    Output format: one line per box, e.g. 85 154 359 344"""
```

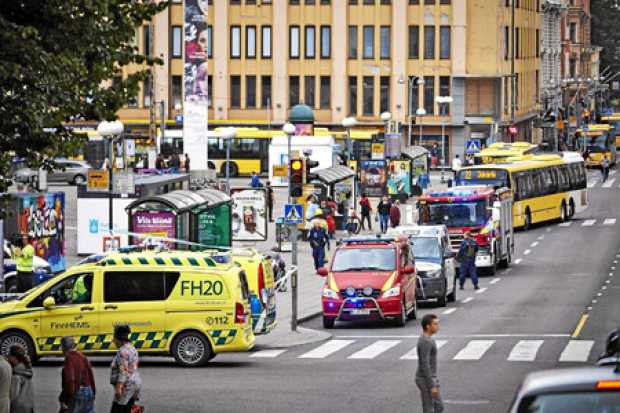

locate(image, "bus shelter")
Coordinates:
401 146 430 196
125 188 232 249
312 165 356 230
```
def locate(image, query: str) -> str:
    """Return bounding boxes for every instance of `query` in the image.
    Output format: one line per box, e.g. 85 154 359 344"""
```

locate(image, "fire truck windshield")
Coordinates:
419 201 488 227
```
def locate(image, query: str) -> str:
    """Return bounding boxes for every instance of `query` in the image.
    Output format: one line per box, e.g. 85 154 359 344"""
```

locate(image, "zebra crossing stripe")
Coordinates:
559 340 594 362
602 178 616 188
400 340 448 360
250 349 287 358
611 170 617 176
587 180 597 188
604 218 617 225
558 222 572 227
298 339 355 359
347 340 401 359
507 340 544 362
582 219 596 227
453 340 495 360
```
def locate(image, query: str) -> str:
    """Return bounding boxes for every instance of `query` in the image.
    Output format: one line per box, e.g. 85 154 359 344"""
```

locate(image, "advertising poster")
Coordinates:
387 160 411 196
15 192 66 273
385 133 402 158
231 188 268 241
294 123 313 136
196 204 232 247
359 160 387 197
131 210 176 246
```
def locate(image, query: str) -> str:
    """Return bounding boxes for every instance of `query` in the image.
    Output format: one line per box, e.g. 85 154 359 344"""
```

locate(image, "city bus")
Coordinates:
473 142 539 165
456 153 587 229
576 124 616 168
601 113 620 148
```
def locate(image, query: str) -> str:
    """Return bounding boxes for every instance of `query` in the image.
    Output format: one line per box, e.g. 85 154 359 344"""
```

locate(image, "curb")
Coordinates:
297 310 323 324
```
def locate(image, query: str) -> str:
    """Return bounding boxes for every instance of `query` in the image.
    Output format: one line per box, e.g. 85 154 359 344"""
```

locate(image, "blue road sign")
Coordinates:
284 203 303 224
175 114 184 123
465 139 481 154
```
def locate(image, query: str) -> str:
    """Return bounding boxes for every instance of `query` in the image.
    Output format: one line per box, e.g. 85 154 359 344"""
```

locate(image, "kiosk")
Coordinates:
312 165 356 230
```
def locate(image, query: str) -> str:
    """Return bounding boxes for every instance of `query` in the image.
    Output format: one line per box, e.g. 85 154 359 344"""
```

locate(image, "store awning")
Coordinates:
401 146 429 160
314 165 356 184
125 188 230 213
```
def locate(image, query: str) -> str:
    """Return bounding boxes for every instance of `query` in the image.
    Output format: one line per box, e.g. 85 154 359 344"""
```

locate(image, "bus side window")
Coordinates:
557 165 569 192
532 170 544 197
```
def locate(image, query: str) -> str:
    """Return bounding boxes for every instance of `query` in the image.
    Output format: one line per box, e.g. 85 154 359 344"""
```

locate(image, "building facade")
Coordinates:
114 0 541 160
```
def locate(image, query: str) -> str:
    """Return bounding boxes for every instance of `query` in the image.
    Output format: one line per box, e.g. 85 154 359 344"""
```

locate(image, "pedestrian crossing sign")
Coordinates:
284 203 303 224
465 139 481 154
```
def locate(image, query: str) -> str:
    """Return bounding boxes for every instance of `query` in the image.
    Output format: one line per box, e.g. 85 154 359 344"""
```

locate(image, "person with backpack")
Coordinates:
8 345 34 413
457 231 479 290
377 196 392 234
359 193 372 231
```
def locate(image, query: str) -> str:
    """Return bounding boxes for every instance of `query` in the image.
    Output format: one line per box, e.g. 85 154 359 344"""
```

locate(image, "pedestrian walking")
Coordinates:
8 345 34 413
59 336 96 413
110 325 142 413
155 154 164 171
602 155 610 182
265 181 275 222
0 355 11 413
250 172 261 188
457 231 479 290
12 236 34 293
377 196 391 234
184 153 190 173
170 154 180 173
451 154 462 180
416 314 444 413
389 200 401 228
359 193 372 231
308 219 330 270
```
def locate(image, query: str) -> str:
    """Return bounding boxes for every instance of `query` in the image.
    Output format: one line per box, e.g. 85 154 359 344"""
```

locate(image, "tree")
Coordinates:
0 0 169 198
592 0 620 75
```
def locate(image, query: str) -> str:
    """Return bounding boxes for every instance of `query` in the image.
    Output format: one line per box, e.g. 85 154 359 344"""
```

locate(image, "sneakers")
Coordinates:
459 284 464 290
474 285 480 290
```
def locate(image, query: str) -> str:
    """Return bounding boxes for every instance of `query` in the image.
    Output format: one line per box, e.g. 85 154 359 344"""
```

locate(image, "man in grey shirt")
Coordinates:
416 314 443 413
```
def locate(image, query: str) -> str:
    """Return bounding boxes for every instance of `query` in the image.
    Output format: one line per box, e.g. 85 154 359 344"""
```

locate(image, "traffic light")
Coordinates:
289 157 304 198
305 158 319 183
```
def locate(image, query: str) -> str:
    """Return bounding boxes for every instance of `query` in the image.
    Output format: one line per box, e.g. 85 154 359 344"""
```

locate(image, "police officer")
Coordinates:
308 219 330 270
13 236 34 292
457 231 479 290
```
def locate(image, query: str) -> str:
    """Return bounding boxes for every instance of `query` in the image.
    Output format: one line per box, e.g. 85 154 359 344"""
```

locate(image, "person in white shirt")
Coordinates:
451 155 462 180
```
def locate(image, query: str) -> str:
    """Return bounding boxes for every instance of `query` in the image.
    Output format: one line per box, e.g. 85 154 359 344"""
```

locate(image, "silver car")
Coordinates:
14 159 90 185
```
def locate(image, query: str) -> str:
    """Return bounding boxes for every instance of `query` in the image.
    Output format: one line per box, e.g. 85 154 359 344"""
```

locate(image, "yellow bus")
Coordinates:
576 124 616 168
601 114 620 148
456 153 588 229
473 142 539 165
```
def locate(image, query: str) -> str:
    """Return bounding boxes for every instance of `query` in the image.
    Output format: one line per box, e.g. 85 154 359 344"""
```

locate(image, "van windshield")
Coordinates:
331 248 396 272
516 391 620 413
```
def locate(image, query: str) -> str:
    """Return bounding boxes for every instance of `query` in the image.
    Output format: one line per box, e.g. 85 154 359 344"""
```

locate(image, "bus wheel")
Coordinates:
568 199 575 218
220 162 239 177
524 209 532 230
559 202 567 222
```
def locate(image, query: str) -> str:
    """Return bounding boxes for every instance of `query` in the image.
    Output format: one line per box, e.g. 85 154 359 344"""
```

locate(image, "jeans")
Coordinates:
361 213 372 231
69 386 95 413
379 214 389 233
111 398 135 413
312 246 325 270
459 260 478 287
415 377 444 413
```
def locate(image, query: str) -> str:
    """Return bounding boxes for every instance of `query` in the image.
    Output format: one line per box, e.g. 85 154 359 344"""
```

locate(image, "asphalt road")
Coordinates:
30 169 620 413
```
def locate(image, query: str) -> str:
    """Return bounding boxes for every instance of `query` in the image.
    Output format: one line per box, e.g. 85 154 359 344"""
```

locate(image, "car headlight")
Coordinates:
362 286 373 297
345 286 356 297
382 285 400 298
322 288 340 300
427 269 442 278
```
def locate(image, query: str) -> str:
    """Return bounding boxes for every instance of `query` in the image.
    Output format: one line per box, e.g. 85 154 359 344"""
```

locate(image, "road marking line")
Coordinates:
337 334 570 339
442 308 457 315
461 297 474 304
524 249 531 255
348 340 401 359
558 222 572 227
250 349 287 358
611 170 617 176
298 339 355 359
571 314 589 338
507 340 544 362
530 242 539 247
514 258 522 264
453 340 495 360
559 340 594 362
489 278 501 285
475 287 487 294
546 227 552 232
604 218 617 225
401 340 447 360
537 236 545 240
587 180 597 188
602 178 616 188
582 219 597 226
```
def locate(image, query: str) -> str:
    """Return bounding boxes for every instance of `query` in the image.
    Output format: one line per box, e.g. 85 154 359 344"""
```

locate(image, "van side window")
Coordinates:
27 273 94 308
104 271 179 302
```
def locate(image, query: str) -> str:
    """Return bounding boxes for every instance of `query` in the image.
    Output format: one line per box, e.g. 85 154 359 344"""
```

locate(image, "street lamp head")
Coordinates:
97 120 124 137
416 78 425 86
398 75 406 84
282 122 295 135
416 108 426 116
380 112 392 121
342 117 357 128
221 127 237 139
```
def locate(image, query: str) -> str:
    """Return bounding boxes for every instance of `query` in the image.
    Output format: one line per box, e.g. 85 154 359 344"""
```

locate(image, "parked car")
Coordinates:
14 158 91 185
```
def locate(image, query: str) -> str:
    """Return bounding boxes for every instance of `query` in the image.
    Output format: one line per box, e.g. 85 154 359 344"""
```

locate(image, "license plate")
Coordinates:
350 309 371 315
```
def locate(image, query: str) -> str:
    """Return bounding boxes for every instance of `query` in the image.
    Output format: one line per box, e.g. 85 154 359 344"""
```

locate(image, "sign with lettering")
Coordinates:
87 170 109 192
131 211 176 246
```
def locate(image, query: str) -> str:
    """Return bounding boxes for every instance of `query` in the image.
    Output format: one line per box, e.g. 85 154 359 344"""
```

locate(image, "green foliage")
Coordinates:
0 0 170 195
592 0 620 74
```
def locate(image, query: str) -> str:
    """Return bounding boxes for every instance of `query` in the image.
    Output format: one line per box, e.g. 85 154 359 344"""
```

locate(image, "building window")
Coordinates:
320 26 331 58
425 0 435 4
320 76 331 109
246 75 256 108
246 26 256 59
409 0 419 3
439 76 450 114
262 26 272 58
171 75 183 109
290 0 299 4
289 76 300 106
364 0 375 4
424 76 434 114
363 76 374 116
143 25 152 57
143 76 152 107
305 76 315 107
305 0 315 3
305 26 316 58
514 73 519 110
348 26 358 59
439 26 450 59
535 29 539 57
380 26 391 59
321 0 331 3
411 77 419 113
261 75 272 108
171 26 182 58
349 0 357 4
504 76 509 115
231 0 241 3
569 22 577 43
290 26 300 58
231 76 241 108
349 76 358 115
231 26 241 58
535 70 539 102
440 0 450 3
424 26 435 59
380 76 390 114
363 26 374 59
515 27 519 59
207 75 212 107
408 26 419 59
569 58 576 78
504 26 509 60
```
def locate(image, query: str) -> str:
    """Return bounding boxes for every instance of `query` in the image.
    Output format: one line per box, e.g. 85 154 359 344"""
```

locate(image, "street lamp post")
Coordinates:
398 76 424 145
416 107 426 148
283 123 296 204
282 122 298 332
221 127 237 196
97 120 124 235
436 96 453 184
341 117 357 212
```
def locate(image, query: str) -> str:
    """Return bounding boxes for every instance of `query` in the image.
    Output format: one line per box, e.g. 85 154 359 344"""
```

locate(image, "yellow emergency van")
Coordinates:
0 251 255 367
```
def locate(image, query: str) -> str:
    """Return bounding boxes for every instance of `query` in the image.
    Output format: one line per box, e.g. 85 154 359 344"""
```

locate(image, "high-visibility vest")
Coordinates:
14 244 34 273
72 275 88 303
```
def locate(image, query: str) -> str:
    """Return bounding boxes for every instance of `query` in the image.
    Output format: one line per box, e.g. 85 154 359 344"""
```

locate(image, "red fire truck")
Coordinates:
417 186 514 274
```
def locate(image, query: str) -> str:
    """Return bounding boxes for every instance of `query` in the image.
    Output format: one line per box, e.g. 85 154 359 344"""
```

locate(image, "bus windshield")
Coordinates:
419 201 489 227
456 169 509 188
579 136 608 152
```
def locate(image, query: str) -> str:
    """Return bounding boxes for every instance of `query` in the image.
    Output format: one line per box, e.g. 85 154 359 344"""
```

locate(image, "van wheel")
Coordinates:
568 199 575 218
408 298 418 320
560 202 567 222
524 209 532 230
447 277 457 302
322 316 335 329
5 278 17 294
437 280 448 307
171 331 212 367
488 244 498 275
395 301 407 327
0 331 36 361
500 240 511 268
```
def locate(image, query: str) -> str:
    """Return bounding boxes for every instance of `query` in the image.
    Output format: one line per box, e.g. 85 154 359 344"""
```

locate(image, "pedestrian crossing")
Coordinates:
586 177 620 189
558 218 618 228
247 338 597 364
